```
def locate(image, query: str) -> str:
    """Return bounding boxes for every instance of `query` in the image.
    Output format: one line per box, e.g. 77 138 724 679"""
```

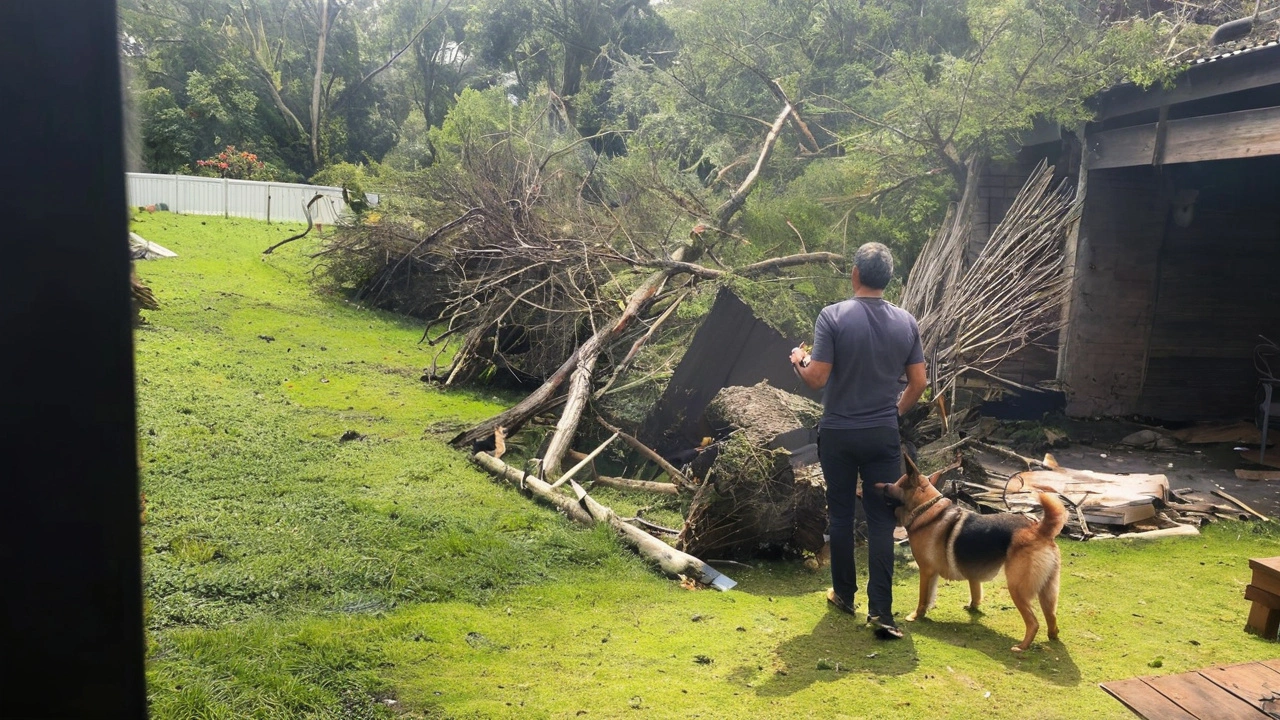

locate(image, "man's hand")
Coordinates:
790 344 831 391
897 362 928 417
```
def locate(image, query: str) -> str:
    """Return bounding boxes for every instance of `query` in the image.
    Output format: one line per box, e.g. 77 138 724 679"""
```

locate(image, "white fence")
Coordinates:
126 173 350 225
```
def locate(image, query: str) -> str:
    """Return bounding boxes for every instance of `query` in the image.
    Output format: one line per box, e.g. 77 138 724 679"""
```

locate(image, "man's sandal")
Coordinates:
825 588 857 616
867 615 904 640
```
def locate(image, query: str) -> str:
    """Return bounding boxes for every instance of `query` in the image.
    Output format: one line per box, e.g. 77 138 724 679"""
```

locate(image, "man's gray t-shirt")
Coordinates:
810 297 924 430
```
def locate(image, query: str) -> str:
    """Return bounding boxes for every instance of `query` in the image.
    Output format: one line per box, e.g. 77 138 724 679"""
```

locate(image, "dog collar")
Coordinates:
904 495 951 532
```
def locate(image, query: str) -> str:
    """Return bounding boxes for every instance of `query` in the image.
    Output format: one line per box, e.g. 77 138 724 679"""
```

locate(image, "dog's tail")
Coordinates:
1036 491 1068 539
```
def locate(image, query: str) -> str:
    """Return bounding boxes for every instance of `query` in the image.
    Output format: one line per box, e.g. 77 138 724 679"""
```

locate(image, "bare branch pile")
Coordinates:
903 159 1076 402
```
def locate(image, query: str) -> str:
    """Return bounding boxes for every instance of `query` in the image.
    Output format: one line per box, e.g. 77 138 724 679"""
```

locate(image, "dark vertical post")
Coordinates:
0 2 146 718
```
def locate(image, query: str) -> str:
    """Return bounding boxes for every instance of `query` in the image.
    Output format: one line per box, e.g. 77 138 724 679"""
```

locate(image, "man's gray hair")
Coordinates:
853 242 894 290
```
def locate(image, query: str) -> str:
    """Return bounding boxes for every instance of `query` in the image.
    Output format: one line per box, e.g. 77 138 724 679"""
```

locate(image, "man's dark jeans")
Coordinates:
818 425 901 619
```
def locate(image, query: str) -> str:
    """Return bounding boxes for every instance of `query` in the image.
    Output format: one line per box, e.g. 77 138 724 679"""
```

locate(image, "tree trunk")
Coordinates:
679 382 827 558
542 352 600 480
473 452 734 589
714 103 792 229
310 0 333 170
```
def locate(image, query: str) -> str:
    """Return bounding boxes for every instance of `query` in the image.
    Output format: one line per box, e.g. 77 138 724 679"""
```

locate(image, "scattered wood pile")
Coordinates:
915 433 1270 541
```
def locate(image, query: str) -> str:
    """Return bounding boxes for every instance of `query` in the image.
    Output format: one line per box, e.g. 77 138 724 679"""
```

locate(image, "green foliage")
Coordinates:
310 161 372 197
136 87 199 174
430 86 518 165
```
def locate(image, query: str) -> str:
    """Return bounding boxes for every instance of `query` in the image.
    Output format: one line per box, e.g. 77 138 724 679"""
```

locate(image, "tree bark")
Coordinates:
569 481 735 589
592 476 680 496
473 451 593 525
763 78 822 154
310 0 335 170
596 417 690 488
237 6 306 137
714 103 792 229
542 352 600 480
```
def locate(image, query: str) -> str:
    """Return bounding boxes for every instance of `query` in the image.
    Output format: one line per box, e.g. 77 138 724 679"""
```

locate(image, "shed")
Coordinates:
965 40 1280 421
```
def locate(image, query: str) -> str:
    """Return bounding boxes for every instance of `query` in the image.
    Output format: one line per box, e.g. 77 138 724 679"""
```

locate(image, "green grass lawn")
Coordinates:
136 213 1280 719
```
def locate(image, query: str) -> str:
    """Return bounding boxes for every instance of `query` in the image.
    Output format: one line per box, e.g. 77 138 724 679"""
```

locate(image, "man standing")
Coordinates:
790 242 927 639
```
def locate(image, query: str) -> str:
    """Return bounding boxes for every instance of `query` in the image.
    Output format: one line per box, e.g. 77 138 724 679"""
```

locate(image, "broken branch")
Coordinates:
1211 489 1272 522
597 417 691 488
592 476 680 496
262 194 325 254
549 432 618 489
569 480 735 590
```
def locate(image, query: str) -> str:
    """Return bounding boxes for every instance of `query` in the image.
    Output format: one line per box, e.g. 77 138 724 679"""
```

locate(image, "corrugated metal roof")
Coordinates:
1189 35 1280 65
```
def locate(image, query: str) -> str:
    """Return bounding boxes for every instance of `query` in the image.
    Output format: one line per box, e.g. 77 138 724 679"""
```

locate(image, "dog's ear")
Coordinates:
902 451 921 474
901 452 924 486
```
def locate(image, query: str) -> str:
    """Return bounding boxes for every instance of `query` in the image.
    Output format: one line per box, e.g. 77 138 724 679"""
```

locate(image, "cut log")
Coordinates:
473 452 734 589
679 382 826 558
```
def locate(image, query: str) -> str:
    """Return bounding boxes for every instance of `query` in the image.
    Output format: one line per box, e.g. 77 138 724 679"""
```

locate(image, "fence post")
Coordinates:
223 178 229 219
266 184 272 224
172 174 180 214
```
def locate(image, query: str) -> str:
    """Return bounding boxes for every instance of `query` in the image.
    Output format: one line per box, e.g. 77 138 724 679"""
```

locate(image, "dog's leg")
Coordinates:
1008 582 1040 653
1039 572 1060 641
906 572 938 622
965 579 983 613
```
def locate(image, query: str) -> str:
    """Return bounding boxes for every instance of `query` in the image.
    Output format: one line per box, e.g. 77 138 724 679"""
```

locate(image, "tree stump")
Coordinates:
678 382 827 558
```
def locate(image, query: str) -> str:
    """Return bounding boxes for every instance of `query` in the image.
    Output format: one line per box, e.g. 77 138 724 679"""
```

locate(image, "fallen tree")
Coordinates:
308 96 851 588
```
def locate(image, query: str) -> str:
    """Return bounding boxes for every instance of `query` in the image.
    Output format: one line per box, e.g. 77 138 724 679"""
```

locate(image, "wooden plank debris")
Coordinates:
1144 672 1271 720
1237 469 1280 481
1199 663 1280 715
1212 490 1272 522
1104 662 1280 720
1172 421 1267 445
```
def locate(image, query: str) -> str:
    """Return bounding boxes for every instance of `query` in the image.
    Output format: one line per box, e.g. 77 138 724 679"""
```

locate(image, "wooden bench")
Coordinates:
1246 557 1280 639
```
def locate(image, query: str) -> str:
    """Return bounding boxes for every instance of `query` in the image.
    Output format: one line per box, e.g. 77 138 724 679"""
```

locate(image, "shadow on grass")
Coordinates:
750 610 919 697
906 614 1081 686
729 543 918 599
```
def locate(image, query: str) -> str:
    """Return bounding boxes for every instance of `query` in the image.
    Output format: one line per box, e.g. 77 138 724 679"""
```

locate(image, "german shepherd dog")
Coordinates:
877 454 1067 652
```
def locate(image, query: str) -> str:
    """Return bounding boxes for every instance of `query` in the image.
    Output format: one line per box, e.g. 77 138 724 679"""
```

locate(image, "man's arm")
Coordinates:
897 362 927 417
